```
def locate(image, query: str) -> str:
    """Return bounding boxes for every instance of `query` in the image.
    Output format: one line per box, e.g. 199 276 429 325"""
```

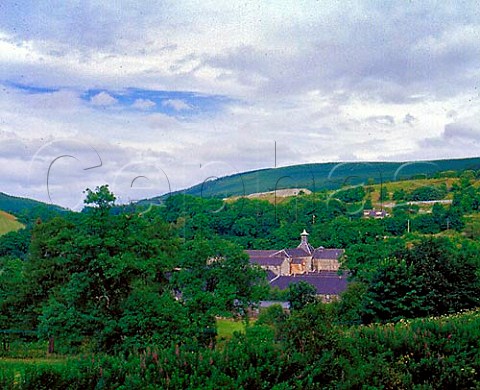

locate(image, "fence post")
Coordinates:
48 336 55 354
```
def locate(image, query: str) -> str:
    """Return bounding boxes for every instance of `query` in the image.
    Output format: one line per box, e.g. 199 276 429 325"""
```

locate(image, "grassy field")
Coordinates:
0 210 24 236
367 177 459 202
0 357 67 368
216 318 248 339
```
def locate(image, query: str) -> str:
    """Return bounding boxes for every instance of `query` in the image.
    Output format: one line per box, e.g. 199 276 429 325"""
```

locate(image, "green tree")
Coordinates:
361 237 480 323
287 281 317 311
83 185 116 213
0 257 25 329
334 282 367 325
361 257 429 323
172 237 266 346
392 188 406 202
32 187 181 352
363 196 373 210
0 228 31 260
379 186 389 202
335 186 366 203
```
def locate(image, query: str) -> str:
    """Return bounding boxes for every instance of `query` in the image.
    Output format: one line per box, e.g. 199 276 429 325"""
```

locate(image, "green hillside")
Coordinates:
0 210 24 235
0 192 66 223
142 157 480 203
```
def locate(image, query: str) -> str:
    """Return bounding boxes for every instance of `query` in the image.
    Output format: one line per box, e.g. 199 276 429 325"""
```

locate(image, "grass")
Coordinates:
216 318 248 339
0 356 69 386
146 157 480 201
0 211 24 236
367 177 459 203
0 357 67 367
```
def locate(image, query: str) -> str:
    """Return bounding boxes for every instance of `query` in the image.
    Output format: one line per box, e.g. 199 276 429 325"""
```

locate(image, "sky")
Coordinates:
1 1 480 209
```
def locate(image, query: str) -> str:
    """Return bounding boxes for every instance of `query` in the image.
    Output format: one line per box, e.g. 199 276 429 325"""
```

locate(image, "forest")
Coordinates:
1 170 480 388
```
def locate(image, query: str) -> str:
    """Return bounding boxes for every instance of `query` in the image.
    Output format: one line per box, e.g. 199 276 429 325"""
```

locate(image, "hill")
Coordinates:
0 192 66 223
0 210 24 235
141 157 480 203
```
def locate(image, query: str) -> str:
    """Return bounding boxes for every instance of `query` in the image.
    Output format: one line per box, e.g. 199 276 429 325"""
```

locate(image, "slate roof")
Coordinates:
245 250 280 258
250 256 285 267
270 273 348 295
285 248 310 258
363 209 389 219
313 248 345 260
246 249 289 267
265 270 278 281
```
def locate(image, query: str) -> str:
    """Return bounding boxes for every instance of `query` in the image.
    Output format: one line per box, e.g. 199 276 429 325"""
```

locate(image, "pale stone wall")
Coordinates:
313 259 340 272
280 259 290 275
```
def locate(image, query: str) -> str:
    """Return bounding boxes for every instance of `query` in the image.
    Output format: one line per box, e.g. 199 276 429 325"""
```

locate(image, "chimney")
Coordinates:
300 229 309 246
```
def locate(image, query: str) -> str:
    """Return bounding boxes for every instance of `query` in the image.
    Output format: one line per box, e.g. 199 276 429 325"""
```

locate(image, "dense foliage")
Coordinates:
1 309 479 388
1 186 265 354
1 172 480 388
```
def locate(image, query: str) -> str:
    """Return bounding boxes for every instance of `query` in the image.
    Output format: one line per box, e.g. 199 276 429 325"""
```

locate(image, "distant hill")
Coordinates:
0 192 66 223
0 210 24 236
140 157 480 203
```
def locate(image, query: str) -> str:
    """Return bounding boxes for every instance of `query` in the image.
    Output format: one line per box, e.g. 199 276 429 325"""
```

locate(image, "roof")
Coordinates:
270 273 348 295
285 248 310 257
265 270 278 282
363 209 389 218
313 248 345 260
245 250 281 258
250 256 286 267
246 247 344 264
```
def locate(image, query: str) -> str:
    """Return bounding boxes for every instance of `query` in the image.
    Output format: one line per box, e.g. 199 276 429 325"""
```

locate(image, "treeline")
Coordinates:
155 181 465 249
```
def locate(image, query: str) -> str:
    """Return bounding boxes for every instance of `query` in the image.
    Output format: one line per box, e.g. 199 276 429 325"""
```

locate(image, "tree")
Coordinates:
363 197 373 210
0 257 25 329
379 186 389 202
392 189 406 202
335 186 366 203
31 187 182 352
287 281 317 311
334 282 367 325
83 185 116 213
0 228 31 260
283 301 340 379
361 257 429 323
172 237 266 346
361 237 480 323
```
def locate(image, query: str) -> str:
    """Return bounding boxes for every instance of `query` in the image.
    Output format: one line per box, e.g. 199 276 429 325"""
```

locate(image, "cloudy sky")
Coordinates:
1 1 480 208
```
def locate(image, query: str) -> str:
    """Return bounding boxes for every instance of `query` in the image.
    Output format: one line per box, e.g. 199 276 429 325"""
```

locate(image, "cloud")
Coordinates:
90 92 118 106
132 98 156 110
162 99 193 111
444 121 480 141
1 2 480 207
403 113 417 125
413 112 480 160
366 115 395 126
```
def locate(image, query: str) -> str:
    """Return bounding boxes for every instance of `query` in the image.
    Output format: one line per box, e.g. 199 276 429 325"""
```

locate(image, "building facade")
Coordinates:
246 230 348 299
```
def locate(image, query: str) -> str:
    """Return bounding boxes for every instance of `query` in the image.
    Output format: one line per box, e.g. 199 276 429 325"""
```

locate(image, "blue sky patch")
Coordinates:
5 82 235 118
82 88 235 117
6 81 59 94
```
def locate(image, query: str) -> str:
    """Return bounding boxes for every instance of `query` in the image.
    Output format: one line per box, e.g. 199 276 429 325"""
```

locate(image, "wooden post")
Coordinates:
48 336 55 354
